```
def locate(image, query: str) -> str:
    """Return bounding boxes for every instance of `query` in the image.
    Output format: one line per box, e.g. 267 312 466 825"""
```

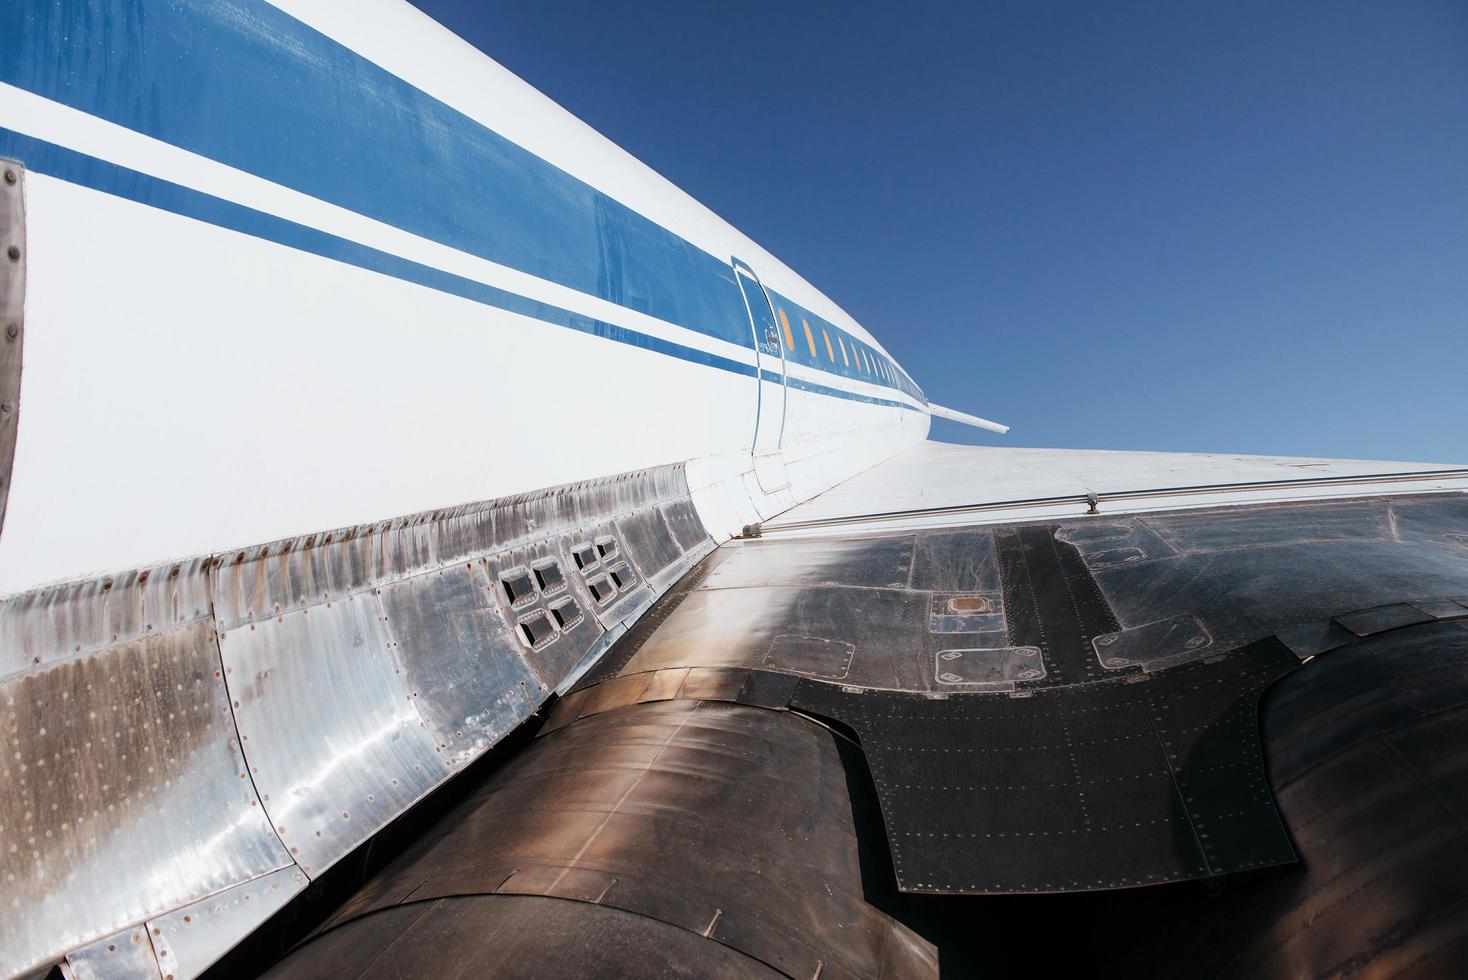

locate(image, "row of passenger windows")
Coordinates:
772 305 921 401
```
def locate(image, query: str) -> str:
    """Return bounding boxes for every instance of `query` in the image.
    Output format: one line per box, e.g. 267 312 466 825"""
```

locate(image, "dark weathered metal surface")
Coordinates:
560 494 1468 903
0 160 21 541
266 895 784 979
273 700 937 979
792 638 1300 892
1104 620 1468 977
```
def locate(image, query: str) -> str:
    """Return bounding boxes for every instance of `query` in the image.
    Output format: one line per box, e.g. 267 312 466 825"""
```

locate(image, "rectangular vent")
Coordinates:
518 611 556 648
501 569 537 606
608 562 635 591
549 597 583 630
595 537 618 560
586 575 615 604
533 559 566 595
571 543 597 570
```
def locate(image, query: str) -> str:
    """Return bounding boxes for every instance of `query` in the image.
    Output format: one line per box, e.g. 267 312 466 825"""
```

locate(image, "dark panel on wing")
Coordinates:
790 638 1299 893
1105 620 1468 978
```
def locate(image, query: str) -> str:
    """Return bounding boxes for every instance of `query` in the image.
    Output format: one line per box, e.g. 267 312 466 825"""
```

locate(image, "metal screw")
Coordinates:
4 324 15 340
3 170 15 185
6 246 18 261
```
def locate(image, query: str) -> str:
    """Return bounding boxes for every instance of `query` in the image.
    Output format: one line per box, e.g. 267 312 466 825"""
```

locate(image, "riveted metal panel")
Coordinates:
377 563 544 766
659 497 709 553
218 595 442 877
0 557 214 678
0 621 288 978
64 925 161 980
614 507 685 588
556 521 654 629
1093 615 1214 672
0 160 22 542
482 543 606 689
3 463 714 972
150 867 308 980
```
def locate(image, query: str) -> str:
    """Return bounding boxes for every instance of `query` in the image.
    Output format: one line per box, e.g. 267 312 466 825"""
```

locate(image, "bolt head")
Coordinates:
5 245 18 261
2 170 14 184
4 324 15 340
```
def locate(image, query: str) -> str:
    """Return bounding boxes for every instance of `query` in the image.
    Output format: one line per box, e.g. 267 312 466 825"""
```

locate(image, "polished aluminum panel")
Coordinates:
0 557 214 678
377 564 544 767
219 595 443 877
556 520 649 628
480 544 604 692
64 925 161 980
660 498 710 554
1 621 287 978
5 463 713 973
0 160 22 540
613 508 682 584
150 868 308 980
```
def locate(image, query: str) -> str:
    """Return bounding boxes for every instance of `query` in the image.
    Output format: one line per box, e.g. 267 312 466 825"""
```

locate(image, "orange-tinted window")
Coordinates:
802 319 817 358
778 308 794 350
822 328 834 361
838 335 849 366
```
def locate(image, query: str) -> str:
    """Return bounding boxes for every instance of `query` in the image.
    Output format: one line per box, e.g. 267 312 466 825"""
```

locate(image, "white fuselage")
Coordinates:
0 0 930 595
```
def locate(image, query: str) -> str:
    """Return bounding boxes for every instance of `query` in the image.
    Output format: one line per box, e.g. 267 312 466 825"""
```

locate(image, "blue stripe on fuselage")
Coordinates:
0 0 924 405
0 127 919 412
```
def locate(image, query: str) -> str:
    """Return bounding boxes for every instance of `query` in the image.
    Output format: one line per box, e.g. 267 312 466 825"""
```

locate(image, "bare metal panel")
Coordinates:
927 591 1005 633
1 621 288 978
482 543 606 688
1093 615 1214 671
377 564 544 767
150 867 307 980
0 557 213 678
285 701 937 980
64 926 161 980
660 498 709 553
762 633 854 679
0 160 21 541
613 508 684 586
219 595 443 877
4 463 713 974
934 646 1045 688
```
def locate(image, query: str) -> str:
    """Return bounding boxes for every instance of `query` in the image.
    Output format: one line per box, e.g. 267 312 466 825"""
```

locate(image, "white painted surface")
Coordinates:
0 172 919 592
927 403 1009 434
0 6 931 593
766 441 1468 535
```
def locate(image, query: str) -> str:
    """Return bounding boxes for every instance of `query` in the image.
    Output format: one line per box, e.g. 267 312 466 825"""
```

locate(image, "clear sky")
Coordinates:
410 1 1468 463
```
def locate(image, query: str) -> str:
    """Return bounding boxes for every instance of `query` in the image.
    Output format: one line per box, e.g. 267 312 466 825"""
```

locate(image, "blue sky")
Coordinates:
411 1 1468 463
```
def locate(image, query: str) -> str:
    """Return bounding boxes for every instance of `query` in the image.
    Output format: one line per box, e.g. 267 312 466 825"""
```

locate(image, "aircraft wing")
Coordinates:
3 3 1468 978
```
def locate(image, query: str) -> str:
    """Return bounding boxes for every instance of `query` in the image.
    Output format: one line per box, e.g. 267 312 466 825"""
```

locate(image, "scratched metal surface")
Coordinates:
0 615 288 977
219 590 446 877
150 867 308 980
1 463 713 978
